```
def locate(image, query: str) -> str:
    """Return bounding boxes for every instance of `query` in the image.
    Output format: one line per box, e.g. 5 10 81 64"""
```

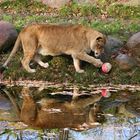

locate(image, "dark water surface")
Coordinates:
0 82 140 140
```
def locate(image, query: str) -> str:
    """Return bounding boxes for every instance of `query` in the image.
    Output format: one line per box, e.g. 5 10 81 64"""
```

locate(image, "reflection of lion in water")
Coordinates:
20 87 104 130
2 24 106 73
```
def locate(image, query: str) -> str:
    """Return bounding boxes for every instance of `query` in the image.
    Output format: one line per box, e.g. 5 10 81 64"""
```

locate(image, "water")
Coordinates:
0 81 140 140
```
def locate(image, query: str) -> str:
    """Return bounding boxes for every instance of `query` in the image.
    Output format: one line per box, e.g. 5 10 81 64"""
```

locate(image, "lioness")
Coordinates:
2 24 106 73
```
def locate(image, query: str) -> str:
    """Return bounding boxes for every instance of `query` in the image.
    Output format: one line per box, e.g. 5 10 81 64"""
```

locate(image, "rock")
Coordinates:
113 32 140 70
115 53 137 70
126 98 140 117
132 43 140 63
0 21 18 53
126 32 140 64
115 0 140 6
0 96 12 110
101 36 124 62
73 0 96 4
40 0 71 8
105 36 124 55
37 0 96 7
127 32 140 49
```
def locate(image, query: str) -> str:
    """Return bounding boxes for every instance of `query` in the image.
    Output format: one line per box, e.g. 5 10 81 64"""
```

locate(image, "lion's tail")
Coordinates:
0 35 21 73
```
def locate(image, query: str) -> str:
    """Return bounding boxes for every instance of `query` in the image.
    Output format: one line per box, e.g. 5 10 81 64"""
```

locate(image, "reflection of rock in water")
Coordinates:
125 98 140 117
0 96 12 110
20 87 104 130
0 86 21 121
99 90 140 118
0 95 17 121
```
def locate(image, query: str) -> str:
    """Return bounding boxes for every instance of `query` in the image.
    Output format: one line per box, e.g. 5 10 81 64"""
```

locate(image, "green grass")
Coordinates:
1 52 140 85
91 20 122 34
91 19 140 38
59 3 101 17
0 0 48 14
1 0 140 19
107 4 140 19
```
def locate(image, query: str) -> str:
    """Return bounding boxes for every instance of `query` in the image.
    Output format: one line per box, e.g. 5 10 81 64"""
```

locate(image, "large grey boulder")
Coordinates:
37 0 96 8
115 53 137 70
115 0 140 6
101 36 124 62
40 0 71 8
112 32 140 70
73 0 96 4
0 21 18 53
105 36 124 55
126 32 140 49
126 32 140 64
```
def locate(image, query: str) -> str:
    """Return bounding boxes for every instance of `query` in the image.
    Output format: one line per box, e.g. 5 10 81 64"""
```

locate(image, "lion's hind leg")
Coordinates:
21 45 37 73
21 53 36 73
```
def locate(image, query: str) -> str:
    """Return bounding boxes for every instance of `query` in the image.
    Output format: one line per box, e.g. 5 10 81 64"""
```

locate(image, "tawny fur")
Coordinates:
3 24 106 73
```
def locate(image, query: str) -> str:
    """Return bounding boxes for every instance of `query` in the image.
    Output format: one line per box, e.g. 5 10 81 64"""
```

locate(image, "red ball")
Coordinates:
101 62 112 73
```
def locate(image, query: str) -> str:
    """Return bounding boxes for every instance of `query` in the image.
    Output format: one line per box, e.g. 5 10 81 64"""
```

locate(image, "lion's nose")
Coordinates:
95 52 99 56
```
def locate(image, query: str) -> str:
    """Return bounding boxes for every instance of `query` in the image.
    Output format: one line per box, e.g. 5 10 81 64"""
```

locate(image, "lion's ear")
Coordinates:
96 36 103 41
96 36 106 46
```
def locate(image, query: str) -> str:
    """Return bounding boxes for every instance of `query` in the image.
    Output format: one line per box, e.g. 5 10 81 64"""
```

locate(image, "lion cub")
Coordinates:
2 24 106 73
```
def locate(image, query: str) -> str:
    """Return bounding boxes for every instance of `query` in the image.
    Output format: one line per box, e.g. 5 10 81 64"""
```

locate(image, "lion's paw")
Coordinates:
95 59 103 67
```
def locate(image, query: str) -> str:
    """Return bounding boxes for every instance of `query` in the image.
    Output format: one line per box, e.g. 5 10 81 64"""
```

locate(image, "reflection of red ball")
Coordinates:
102 63 112 73
101 89 111 98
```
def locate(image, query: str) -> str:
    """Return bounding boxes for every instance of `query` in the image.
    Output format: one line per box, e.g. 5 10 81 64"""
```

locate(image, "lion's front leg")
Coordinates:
72 55 84 73
76 52 103 67
34 55 49 68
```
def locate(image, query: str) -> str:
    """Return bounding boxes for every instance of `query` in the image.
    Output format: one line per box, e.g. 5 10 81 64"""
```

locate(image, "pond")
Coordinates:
0 80 140 140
